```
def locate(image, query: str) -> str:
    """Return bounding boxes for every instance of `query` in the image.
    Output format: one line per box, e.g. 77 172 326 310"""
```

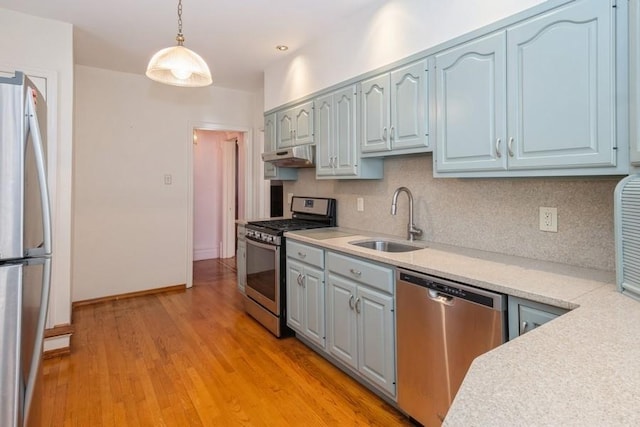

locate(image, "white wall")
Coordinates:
73 65 258 301
0 8 74 346
264 0 544 109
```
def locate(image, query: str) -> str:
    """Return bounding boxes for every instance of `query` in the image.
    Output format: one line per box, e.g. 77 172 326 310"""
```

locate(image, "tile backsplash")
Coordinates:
283 154 621 271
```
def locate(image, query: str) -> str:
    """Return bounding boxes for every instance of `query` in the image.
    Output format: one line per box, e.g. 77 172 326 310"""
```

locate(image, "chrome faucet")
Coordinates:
391 187 423 241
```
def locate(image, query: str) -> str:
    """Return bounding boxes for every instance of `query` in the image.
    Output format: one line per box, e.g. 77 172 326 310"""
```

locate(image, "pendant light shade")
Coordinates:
145 0 212 87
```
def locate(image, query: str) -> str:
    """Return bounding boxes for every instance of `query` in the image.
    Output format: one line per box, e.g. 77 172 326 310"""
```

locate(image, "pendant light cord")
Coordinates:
176 0 185 45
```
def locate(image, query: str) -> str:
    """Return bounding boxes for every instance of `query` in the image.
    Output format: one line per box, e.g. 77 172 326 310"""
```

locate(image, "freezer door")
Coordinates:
0 263 23 427
0 258 50 427
22 258 50 427
0 73 50 261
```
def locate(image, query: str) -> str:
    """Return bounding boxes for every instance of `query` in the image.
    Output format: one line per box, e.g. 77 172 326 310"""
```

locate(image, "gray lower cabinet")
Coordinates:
435 0 624 177
286 241 326 348
508 296 568 340
326 251 396 397
236 225 246 294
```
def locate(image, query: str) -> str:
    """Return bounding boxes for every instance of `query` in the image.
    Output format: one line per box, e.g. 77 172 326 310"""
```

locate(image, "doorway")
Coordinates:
192 129 246 261
187 122 254 288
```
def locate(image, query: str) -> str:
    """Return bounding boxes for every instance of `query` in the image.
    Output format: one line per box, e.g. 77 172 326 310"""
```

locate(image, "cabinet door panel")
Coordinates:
278 110 294 148
303 265 325 348
334 86 358 176
435 32 507 172
286 259 304 332
314 94 334 176
391 60 428 150
361 74 391 153
327 274 358 369
507 0 614 169
357 286 395 396
264 113 277 178
293 102 314 145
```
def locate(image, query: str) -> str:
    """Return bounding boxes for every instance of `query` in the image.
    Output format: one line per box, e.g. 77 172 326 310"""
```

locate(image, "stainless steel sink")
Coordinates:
349 239 424 253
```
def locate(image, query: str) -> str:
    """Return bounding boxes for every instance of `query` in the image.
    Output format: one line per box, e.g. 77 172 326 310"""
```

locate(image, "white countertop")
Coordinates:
285 228 640 426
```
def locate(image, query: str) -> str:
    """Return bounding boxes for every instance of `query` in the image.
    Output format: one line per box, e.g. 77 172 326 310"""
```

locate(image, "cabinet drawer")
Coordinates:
287 240 324 268
327 251 393 293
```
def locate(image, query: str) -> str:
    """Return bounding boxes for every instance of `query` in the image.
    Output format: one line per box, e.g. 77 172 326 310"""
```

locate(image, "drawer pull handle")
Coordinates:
355 297 361 314
350 269 362 277
508 137 514 157
298 251 306 258
296 273 303 286
520 321 528 335
348 295 355 310
496 138 502 158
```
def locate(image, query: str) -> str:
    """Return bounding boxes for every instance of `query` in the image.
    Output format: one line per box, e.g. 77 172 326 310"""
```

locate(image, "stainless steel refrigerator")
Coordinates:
0 72 52 427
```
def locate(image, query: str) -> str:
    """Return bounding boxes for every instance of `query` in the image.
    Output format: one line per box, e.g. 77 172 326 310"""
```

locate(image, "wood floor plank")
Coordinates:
42 259 411 426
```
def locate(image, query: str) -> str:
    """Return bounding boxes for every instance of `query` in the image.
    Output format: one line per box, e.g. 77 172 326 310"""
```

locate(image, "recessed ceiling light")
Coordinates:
276 45 289 52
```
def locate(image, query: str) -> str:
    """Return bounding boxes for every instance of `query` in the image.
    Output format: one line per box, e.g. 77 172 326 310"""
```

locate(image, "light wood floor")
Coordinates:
42 259 411 426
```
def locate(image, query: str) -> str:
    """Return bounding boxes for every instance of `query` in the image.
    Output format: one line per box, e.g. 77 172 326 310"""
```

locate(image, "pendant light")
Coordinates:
145 0 212 87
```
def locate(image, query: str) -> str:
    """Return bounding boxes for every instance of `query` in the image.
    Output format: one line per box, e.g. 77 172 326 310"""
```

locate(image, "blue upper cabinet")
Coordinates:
361 59 430 157
264 112 297 180
390 60 430 153
361 74 390 153
435 32 507 172
631 0 640 166
435 0 626 177
315 86 383 179
277 101 314 148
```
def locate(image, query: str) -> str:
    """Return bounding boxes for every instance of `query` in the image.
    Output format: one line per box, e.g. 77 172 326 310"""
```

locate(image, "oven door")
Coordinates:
245 238 280 315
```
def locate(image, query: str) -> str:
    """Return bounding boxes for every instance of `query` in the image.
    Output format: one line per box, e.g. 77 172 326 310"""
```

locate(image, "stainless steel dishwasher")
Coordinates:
396 268 506 426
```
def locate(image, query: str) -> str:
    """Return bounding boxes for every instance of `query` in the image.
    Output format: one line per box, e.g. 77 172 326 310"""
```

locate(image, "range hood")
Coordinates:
262 145 315 168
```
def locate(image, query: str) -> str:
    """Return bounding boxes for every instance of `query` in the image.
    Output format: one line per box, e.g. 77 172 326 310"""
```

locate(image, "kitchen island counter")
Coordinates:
285 227 640 425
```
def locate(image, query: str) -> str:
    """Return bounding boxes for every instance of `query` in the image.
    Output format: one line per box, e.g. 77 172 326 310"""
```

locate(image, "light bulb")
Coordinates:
171 68 192 80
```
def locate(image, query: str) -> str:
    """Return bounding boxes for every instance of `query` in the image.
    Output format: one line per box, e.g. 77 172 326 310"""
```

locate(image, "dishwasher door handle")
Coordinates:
428 289 454 306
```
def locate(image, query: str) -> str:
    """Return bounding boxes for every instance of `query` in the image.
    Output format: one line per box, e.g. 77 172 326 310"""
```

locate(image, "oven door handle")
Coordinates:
246 237 278 251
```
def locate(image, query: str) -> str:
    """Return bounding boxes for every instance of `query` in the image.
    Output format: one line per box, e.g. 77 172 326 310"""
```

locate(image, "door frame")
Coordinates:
187 121 254 288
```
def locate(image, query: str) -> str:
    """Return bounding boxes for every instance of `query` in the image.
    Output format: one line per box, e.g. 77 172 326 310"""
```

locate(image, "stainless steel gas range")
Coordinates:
243 196 337 337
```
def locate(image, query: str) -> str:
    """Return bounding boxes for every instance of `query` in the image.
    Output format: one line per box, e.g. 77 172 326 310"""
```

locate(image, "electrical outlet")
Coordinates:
539 207 558 232
164 174 172 185
357 197 364 212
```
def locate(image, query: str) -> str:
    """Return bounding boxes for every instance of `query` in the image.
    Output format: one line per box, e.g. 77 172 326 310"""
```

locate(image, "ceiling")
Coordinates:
0 0 382 92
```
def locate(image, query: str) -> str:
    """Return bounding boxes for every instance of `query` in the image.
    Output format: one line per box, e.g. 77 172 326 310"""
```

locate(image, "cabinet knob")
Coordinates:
298 251 306 258
350 268 362 277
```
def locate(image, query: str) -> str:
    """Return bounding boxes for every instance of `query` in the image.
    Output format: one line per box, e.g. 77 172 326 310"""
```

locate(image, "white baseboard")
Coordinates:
194 247 219 261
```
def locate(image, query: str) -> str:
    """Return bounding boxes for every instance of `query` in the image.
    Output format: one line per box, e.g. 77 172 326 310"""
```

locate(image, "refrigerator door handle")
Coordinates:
23 258 51 427
25 89 52 256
